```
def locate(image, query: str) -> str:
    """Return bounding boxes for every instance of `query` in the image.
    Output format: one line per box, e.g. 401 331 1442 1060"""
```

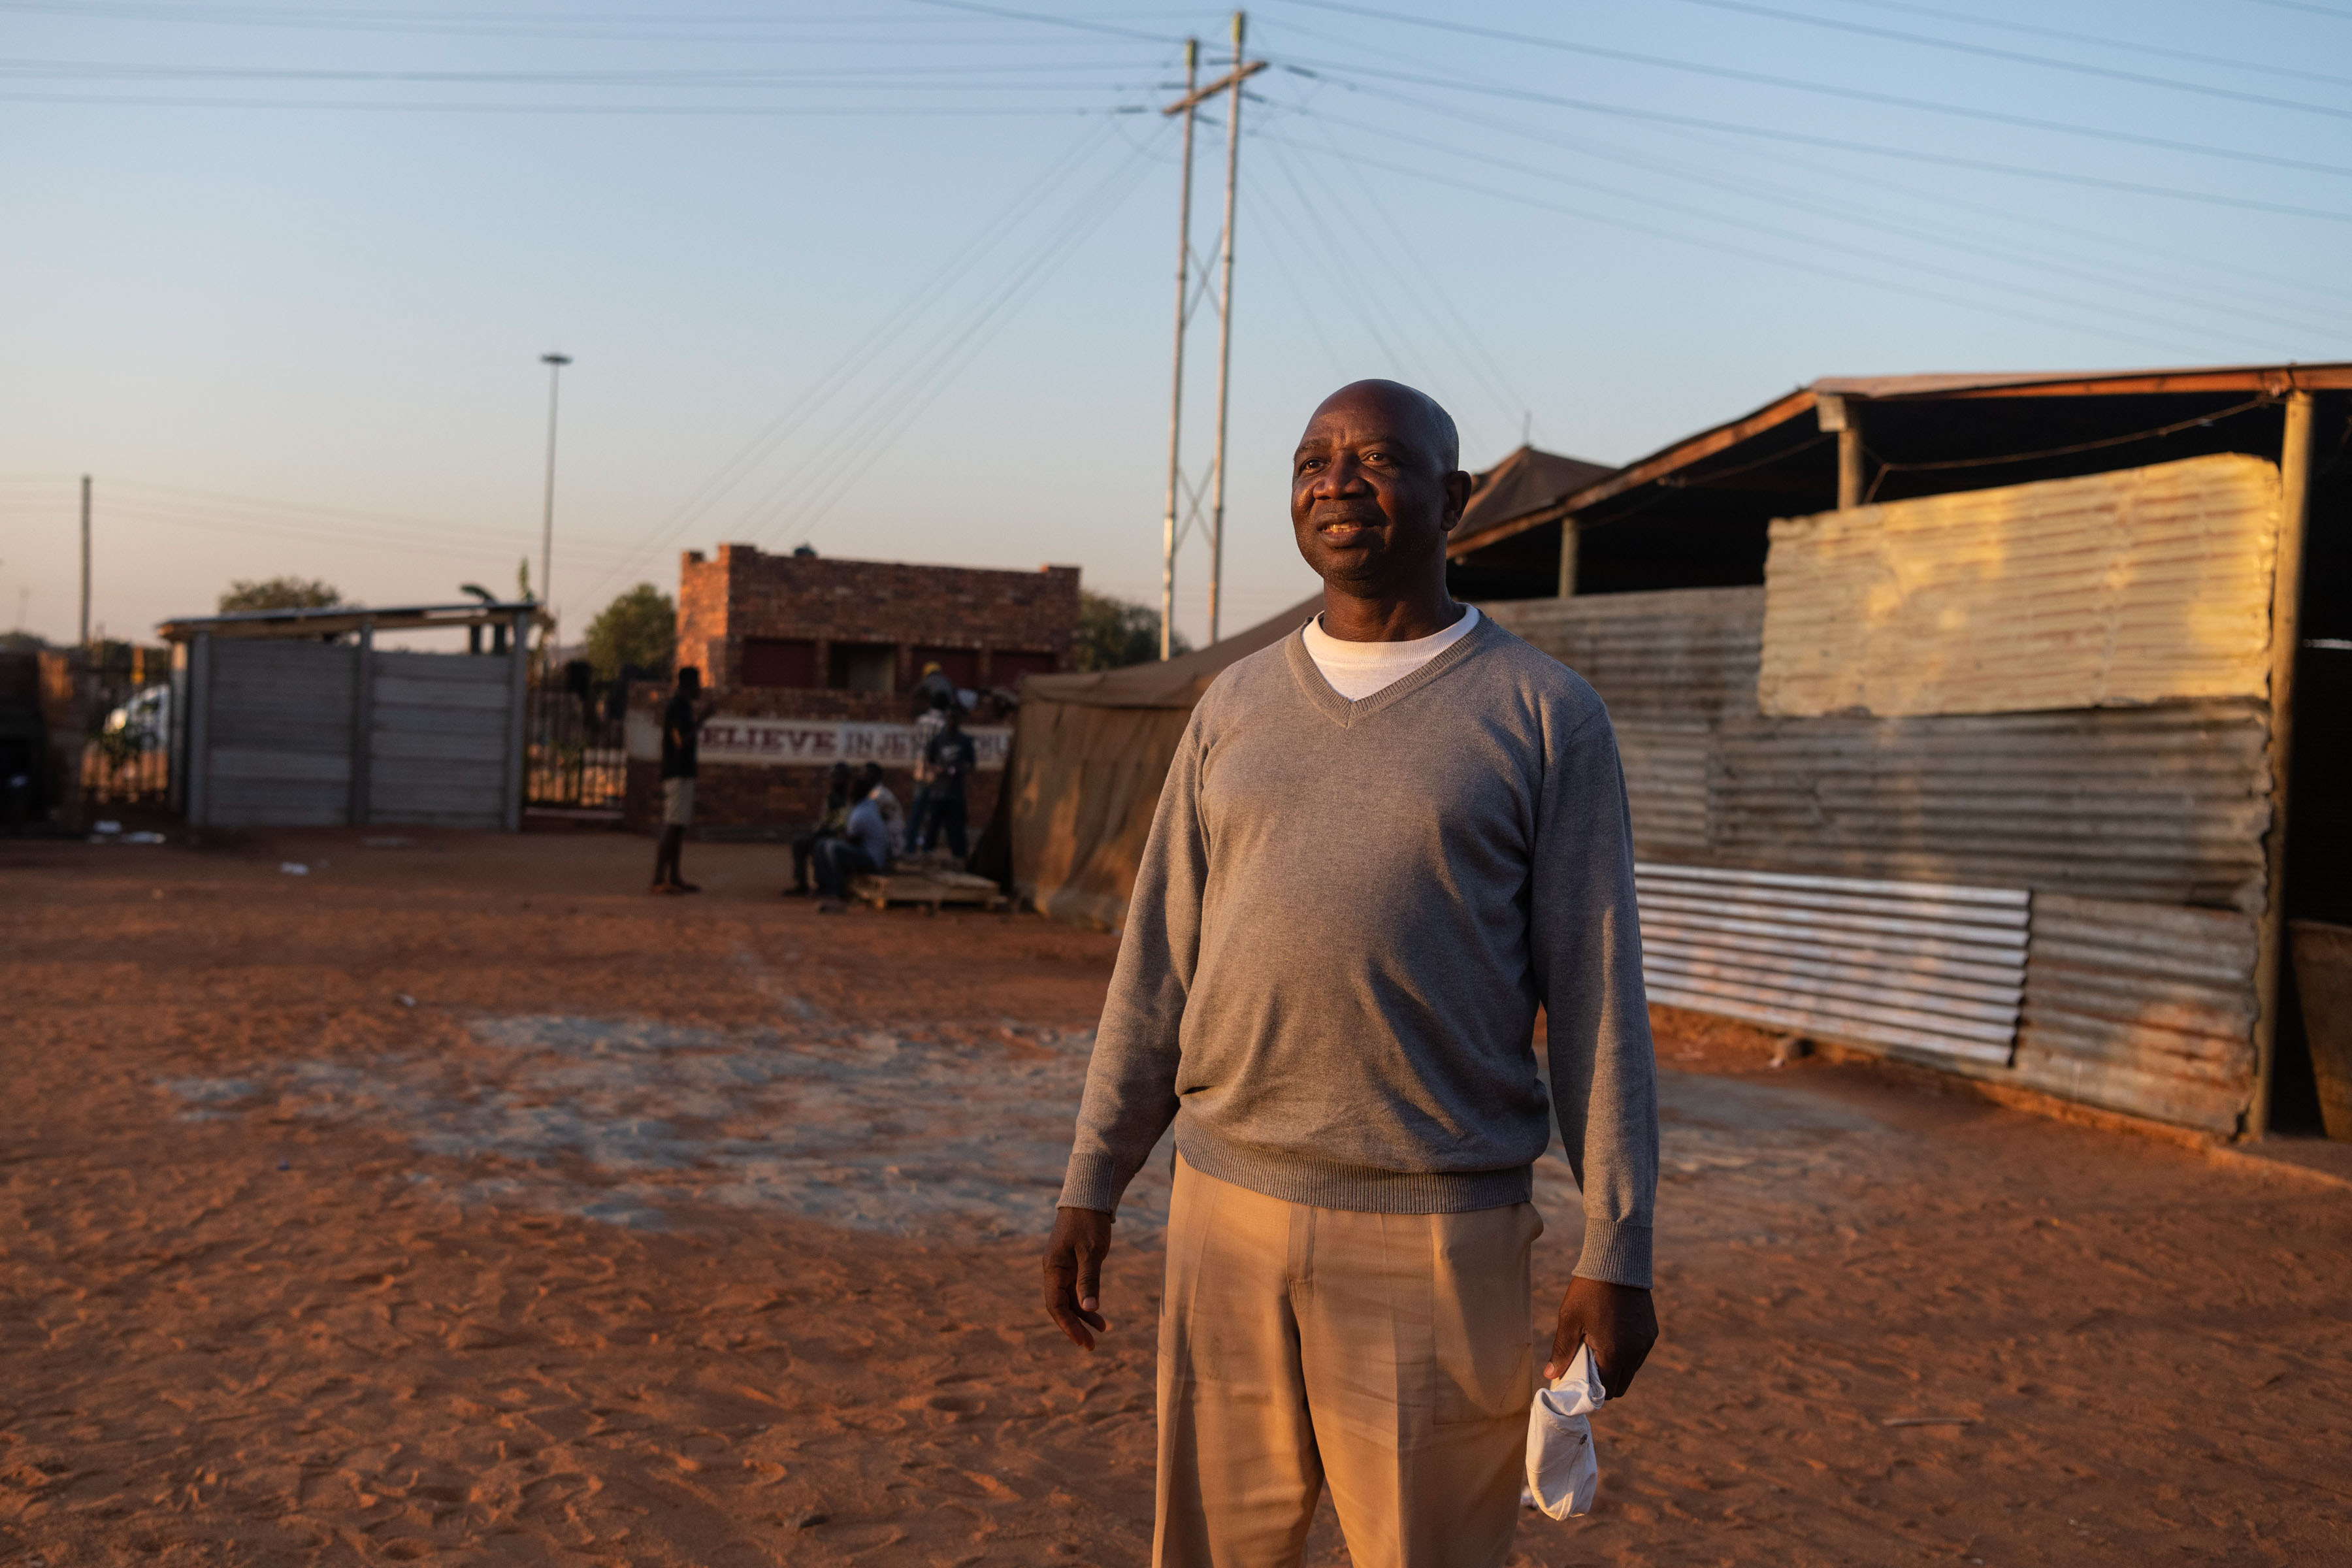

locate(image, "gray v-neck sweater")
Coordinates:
1058 614 1659 1288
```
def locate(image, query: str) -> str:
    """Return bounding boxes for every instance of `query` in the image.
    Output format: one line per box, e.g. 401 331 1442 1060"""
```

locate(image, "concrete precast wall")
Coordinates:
199 640 359 827
187 637 523 830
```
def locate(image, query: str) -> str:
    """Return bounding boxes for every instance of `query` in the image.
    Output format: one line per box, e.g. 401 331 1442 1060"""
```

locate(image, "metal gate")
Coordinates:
82 645 174 808
524 665 629 810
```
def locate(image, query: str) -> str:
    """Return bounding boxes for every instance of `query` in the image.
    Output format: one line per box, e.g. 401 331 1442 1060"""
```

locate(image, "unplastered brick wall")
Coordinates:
674 544 1080 691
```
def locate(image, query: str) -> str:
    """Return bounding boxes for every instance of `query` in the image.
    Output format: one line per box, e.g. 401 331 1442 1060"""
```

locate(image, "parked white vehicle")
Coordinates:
104 683 171 749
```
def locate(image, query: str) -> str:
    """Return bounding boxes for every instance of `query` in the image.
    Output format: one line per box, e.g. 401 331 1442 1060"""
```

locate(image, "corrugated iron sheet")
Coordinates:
1637 861 2027 1066
1759 453 2279 717
1481 587 1761 717
1613 717 1709 855
2011 894 2258 1134
1709 700 2271 911
1481 589 1759 858
1486 585 2270 911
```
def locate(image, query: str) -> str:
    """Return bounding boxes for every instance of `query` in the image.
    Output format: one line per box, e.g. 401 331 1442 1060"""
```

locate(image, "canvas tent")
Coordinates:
1009 593 1319 928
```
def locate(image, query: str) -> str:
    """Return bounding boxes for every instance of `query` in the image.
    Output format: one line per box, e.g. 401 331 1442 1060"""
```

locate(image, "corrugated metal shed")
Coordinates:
1761 455 2278 717
1484 521 2279 1134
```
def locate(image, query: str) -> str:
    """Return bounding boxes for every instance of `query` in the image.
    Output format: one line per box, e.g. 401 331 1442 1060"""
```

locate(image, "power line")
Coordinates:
579 119 1124 603
749 130 1171 550
902 0 1184 45
1256 14 2352 317
2244 0 2352 19
1662 0 2352 123
1266 100 1529 435
1261 109 2240 360
0 58 1169 83
1252 129 1452 391
0 0 1181 41
1247 125 2238 361
1272 56 2352 224
0 92 1141 114
5 491 641 566
1807 0 2352 92
1301 86 2344 346
1266 0 2352 180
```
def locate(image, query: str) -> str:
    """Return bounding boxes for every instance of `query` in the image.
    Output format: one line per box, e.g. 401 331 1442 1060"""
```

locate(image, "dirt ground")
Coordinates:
3 828 2347 1567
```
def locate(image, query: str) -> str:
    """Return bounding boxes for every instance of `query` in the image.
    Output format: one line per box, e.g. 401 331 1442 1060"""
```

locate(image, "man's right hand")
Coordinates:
1042 1205 1115 1351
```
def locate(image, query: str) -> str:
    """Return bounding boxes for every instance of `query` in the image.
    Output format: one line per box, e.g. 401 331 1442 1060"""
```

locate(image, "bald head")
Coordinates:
1290 380 1474 626
1310 380 1459 474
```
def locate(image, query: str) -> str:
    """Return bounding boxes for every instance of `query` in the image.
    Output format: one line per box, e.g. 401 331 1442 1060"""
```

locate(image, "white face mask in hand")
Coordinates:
1524 1343 1607 1520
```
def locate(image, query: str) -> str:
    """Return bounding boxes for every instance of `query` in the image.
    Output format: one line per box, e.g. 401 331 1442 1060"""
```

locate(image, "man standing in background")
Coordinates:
651 665 704 896
919 701 978 860
906 691 951 857
1043 380 1659 1567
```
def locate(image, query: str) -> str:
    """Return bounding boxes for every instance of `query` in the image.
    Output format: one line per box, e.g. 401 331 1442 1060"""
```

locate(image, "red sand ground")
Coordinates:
3 828 2347 1567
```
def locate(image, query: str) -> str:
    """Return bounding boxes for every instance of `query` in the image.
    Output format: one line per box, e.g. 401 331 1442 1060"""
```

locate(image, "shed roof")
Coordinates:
158 600 538 642
1450 361 2352 580
1454 445 1616 546
1569 361 2352 525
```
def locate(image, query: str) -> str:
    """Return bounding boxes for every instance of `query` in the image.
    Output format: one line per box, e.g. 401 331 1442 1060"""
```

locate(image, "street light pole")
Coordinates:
538 351 572 654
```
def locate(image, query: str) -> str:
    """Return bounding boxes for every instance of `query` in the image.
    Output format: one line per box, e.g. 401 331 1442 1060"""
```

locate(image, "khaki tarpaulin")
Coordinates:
1009 595 1320 929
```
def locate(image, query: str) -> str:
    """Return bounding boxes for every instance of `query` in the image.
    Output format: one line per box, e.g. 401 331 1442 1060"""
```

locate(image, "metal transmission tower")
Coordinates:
1158 13 1263 657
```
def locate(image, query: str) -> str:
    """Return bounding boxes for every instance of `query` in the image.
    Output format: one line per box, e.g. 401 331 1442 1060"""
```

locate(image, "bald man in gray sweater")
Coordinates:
1043 380 1659 1568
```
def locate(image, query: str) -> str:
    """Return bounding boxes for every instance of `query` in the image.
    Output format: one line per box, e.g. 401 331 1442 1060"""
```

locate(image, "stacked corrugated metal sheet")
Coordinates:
1636 862 2027 1066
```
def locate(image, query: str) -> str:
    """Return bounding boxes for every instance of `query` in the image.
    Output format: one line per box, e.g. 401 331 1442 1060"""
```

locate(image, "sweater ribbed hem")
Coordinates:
1572 1218 1654 1290
1172 1125 1533 1215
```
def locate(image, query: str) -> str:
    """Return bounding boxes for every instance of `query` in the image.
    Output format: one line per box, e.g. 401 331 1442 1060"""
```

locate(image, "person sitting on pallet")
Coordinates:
813 773 894 913
857 760 907 856
787 762 855 897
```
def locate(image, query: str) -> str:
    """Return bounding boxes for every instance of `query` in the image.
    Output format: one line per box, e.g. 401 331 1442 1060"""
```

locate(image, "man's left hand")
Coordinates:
1546 1275 1658 1399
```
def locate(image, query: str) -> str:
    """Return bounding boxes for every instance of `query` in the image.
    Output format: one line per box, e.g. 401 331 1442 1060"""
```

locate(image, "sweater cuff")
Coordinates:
1573 1218 1653 1290
1056 1154 1126 1217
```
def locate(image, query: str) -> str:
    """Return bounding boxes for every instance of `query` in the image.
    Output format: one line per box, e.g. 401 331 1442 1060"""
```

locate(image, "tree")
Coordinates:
218 576 342 613
1075 590 1188 672
585 584 677 680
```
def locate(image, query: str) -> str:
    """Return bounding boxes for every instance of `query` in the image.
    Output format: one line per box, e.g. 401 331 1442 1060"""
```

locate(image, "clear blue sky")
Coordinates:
3 0 2348 651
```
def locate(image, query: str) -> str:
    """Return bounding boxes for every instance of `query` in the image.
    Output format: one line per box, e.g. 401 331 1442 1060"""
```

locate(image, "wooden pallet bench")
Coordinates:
847 870 1009 914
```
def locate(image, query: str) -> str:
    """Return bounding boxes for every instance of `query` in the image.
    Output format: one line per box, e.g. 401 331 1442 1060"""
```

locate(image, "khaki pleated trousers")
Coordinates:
1154 1156 1540 1568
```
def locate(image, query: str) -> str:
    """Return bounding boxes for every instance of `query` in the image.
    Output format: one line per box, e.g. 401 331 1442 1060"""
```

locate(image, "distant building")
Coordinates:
676 544 1079 696
627 545 1083 836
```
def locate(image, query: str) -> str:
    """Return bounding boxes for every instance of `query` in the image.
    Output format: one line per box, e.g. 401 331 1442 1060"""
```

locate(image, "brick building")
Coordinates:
676 544 1080 696
626 546 1082 838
